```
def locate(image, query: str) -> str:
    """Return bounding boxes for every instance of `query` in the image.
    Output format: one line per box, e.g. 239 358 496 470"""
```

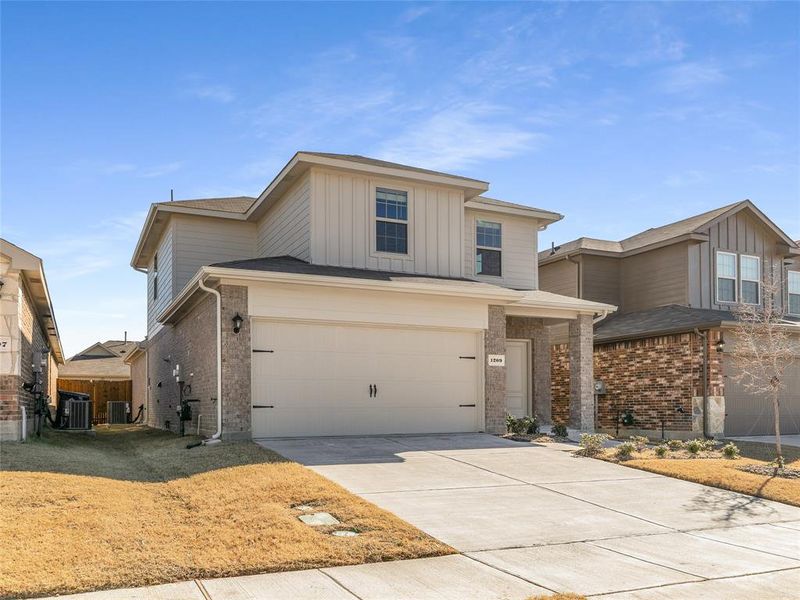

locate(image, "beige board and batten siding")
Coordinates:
620 242 688 313
538 258 579 298
256 174 311 261
309 167 464 277
689 210 788 310
172 214 256 292
581 255 621 306
464 208 538 290
147 223 175 336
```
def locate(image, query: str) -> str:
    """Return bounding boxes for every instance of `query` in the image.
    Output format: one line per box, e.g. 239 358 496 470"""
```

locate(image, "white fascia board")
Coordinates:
465 200 563 223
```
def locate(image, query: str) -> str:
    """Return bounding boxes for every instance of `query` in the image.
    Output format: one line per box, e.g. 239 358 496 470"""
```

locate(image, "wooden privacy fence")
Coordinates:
56 379 132 425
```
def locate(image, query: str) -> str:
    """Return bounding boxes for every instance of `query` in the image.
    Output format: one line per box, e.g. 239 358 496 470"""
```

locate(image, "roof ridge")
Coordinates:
620 200 746 243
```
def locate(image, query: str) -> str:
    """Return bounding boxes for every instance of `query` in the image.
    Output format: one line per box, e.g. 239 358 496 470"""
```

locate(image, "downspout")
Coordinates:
198 276 223 444
21 405 27 442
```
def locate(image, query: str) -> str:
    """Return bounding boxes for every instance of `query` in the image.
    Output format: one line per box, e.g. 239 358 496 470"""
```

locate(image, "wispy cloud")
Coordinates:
139 161 186 178
659 61 727 94
377 103 542 171
663 170 708 188
398 5 432 24
188 84 236 103
63 159 185 179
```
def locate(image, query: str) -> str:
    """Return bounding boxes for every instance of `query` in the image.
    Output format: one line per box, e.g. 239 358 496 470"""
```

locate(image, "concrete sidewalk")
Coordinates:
48 434 800 599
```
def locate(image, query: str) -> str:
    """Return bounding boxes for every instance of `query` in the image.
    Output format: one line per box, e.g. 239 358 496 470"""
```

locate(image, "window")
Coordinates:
740 255 760 305
153 252 158 300
716 251 736 303
375 188 408 254
789 271 800 316
476 220 502 276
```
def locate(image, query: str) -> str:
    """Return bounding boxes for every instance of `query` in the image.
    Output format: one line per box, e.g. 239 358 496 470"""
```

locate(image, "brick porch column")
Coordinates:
220 285 252 440
532 320 552 425
569 313 594 432
484 305 506 434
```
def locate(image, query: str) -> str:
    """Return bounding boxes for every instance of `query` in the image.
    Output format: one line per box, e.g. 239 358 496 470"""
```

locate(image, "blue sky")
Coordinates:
2 1 798 357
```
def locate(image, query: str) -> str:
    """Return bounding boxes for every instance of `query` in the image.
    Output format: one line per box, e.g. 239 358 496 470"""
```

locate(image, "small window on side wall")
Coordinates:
789 271 800 316
153 252 159 301
740 255 760 305
476 220 502 276
716 251 736 303
375 188 408 254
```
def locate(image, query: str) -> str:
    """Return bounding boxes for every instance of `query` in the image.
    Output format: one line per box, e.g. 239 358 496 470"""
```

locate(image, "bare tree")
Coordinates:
731 269 799 469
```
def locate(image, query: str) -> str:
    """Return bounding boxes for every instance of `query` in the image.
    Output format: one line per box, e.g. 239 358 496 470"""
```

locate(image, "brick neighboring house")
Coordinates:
130 152 615 440
540 200 800 439
0 239 64 441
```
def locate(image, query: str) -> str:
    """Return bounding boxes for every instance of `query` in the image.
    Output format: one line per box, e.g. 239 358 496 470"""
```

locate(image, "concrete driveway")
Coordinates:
730 434 800 448
256 433 800 599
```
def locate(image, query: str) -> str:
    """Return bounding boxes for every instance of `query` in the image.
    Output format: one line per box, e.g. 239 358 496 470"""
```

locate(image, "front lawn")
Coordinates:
595 438 800 507
0 426 451 599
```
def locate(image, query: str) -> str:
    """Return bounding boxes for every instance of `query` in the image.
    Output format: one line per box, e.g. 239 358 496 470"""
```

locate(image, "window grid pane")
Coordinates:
476 220 501 249
476 248 501 276
789 272 800 294
790 293 800 315
718 278 736 303
376 188 408 221
717 252 736 278
742 281 759 304
376 221 408 254
741 256 759 281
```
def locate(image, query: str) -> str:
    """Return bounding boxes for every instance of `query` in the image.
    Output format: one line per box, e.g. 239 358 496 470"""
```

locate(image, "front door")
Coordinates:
505 340 529 418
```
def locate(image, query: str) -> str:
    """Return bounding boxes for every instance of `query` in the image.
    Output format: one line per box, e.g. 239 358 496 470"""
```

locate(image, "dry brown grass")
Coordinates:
528 594 586 600
598 440 800 508
0 425 452 599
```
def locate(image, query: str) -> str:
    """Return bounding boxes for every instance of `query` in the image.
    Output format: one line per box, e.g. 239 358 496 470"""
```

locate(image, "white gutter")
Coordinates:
197 277 223 444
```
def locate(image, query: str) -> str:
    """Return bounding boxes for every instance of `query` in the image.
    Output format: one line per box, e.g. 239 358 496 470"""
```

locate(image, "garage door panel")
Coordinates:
251 321 480 437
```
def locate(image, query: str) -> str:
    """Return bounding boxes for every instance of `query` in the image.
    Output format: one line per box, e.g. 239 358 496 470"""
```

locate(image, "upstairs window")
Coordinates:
716 251 736 303
153 252 158 301
476 220 502 276
740 255 760 305
789 271 800 316
375 188 408 254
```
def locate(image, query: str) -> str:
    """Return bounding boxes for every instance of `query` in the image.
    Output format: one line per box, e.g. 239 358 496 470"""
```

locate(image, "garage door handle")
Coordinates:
252 349 274 353
459 404 476 408
253 405 274 409
369 384 374 397
459 356 476 360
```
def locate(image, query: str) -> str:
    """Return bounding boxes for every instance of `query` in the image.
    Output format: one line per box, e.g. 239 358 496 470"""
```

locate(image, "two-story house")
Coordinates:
130 152 614 440
539 200 800 439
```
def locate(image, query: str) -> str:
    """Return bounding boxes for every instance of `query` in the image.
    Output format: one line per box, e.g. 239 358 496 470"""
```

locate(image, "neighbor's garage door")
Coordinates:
251 320 481 437
724 356 800 436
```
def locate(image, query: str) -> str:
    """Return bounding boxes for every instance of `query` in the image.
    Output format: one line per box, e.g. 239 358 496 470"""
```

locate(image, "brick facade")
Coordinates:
551 329 725 437
145 284 251 440
1 276 54 440
484 305 506 434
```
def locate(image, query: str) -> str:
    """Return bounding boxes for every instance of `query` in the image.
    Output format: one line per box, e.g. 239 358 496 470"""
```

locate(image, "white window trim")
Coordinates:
475 219 503 278
715 250 737 304
739 254 761 305
369 180 414 260
788 269 800 316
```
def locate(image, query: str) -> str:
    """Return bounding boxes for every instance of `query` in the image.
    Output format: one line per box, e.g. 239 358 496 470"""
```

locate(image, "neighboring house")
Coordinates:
130 152 614 439
58 339 137 423
0 239 64 441
539 200 800 438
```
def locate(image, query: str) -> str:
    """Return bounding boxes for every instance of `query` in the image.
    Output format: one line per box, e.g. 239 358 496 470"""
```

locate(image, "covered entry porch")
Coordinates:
486 291 615 434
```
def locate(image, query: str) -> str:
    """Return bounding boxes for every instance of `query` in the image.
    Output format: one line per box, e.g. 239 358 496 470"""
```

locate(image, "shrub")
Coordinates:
629 435 649 452
615 441 636 460
700 438 718 451
722 442 740 459
667 439 684 451
654 444 668 458
578 433 610 457
686 439 703 454
551 422 568 437
506 414 539 435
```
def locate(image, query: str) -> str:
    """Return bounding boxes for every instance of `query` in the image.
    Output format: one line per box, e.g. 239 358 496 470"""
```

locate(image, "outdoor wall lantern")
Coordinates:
715 336 725 353
232 313 243 334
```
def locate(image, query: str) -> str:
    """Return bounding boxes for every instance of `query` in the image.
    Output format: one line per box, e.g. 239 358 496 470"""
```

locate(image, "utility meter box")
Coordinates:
594 380 607 395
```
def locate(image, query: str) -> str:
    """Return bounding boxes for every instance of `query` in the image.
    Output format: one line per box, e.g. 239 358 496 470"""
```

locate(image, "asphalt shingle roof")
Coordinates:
593 305 736 342
156 196 256 213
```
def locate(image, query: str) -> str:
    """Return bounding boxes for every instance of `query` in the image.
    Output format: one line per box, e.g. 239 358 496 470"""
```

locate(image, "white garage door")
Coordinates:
251 320 481 437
